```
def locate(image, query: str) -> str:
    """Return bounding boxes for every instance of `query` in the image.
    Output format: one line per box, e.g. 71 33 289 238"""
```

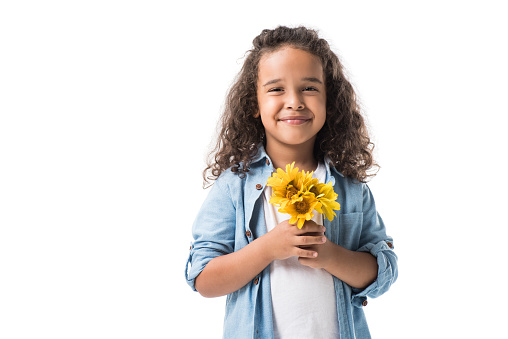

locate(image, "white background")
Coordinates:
1 1 507 338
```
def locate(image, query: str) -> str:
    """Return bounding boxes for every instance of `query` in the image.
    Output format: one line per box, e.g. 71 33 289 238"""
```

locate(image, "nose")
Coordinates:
286 90 305 110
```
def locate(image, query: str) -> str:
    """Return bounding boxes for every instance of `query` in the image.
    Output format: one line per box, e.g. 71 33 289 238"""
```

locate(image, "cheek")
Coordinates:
318 97 327 119
309 98 327 120
259 113 272 129
315 110 327 132
259 97 281 115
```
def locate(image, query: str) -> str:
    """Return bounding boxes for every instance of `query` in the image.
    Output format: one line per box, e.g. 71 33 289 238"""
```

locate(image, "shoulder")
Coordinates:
214 167 246 189
331 168 364 191
214 149 268 190
208 167 250 204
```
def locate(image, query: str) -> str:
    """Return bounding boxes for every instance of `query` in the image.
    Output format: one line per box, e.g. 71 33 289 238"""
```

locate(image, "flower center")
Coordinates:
309 186 319 196
286 186 298 199
295 201 310 214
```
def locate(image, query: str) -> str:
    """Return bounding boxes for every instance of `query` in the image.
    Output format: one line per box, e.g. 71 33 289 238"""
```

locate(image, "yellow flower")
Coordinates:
267 162 299 190
266 162 341 228
269 183 302 208
279 192 322 229
313 182 341 221
268 162 301 208
294 169 318 192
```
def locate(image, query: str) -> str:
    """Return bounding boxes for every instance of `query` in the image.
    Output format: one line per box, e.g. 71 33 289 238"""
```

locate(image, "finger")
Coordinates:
298 257 311 265
300 231 324 237
296 235 326 246
298 244 316 250
298 256 319 269
298 221 325 234
303 220 318 227
296 248 318 258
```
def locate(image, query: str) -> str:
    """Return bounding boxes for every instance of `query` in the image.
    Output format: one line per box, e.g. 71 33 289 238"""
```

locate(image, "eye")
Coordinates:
268 87 284 92
303 87 318 91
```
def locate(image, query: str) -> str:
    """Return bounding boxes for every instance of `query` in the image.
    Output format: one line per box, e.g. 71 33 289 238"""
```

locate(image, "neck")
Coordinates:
265 139 318 173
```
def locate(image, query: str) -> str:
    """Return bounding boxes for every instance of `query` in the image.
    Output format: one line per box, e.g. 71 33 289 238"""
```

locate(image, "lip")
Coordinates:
278 116 311 125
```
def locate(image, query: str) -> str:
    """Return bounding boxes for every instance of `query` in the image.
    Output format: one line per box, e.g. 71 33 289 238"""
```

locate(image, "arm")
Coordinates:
194 236 270 298
299 183 397 294
298 238 378 289
196 220 327 298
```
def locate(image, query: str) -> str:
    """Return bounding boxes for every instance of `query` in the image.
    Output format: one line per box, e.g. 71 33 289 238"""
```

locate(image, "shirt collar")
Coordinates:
251 144 344 178
324 155 344 178
250 144 269 165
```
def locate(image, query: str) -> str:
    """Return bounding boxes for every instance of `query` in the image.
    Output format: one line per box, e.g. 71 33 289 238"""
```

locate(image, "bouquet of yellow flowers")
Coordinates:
267 162 341 229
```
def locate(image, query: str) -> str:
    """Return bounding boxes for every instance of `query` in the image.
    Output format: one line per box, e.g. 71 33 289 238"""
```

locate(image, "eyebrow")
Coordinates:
302 77 323 84
262 77 323 87
262 79 282 87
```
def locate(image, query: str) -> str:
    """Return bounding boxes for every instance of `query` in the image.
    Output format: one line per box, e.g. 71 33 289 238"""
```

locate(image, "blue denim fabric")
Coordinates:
185 146 398 339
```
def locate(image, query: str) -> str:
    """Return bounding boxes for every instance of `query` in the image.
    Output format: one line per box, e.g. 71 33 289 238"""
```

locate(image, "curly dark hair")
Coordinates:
203 26 378 187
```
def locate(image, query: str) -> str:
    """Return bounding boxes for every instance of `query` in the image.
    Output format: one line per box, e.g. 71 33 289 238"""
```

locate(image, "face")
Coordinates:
256 47 326 151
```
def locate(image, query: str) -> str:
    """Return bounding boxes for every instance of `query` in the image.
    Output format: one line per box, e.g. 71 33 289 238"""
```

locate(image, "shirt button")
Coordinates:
255 184 263 190
266 159 270 165
386 242 393 249
362 300 368 307
254 277 259 285
245 230 252 237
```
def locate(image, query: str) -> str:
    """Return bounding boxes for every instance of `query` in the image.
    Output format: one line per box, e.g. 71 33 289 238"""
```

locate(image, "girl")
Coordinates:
185 26 397 339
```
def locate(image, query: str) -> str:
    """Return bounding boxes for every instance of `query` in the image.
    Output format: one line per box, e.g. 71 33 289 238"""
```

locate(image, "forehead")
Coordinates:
257 47 324 81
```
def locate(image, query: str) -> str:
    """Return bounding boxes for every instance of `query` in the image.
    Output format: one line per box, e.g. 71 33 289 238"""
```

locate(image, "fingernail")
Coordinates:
321 237 326 243
313 252 318 257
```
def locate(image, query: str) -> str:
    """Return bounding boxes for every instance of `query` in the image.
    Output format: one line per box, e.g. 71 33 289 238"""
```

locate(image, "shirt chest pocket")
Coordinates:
335 212 363 250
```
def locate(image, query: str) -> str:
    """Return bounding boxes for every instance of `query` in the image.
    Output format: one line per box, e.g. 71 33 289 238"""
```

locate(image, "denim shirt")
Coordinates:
185 147 398 339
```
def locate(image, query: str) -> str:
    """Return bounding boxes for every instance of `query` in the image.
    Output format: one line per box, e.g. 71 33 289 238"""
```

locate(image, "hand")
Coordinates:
298 222 335 270
263 219 326 261
298 231 379 289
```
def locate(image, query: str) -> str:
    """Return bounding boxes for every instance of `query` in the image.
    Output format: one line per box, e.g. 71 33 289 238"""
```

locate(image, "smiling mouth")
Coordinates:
279 117 311 125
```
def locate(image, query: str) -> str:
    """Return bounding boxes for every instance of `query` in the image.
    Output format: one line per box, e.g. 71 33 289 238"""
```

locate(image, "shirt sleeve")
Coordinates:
351 184 398 306
185 179 237 292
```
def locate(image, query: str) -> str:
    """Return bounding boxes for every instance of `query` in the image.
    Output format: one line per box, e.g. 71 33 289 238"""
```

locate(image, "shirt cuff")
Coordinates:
351 240 398 306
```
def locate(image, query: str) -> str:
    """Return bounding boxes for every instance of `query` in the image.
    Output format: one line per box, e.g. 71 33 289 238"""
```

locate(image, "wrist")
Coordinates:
253 233 276 264
321 240 342 271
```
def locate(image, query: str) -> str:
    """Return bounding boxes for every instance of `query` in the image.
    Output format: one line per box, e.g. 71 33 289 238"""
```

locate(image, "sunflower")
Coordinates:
267 162 299 190
279 192 322 229
269 183 302 208
312 182 341 221
268 162 301 208
294 169 318 192
266 162 341 228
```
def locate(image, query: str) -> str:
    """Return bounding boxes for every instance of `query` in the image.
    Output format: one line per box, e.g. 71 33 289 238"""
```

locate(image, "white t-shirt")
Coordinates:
262 162 340 339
